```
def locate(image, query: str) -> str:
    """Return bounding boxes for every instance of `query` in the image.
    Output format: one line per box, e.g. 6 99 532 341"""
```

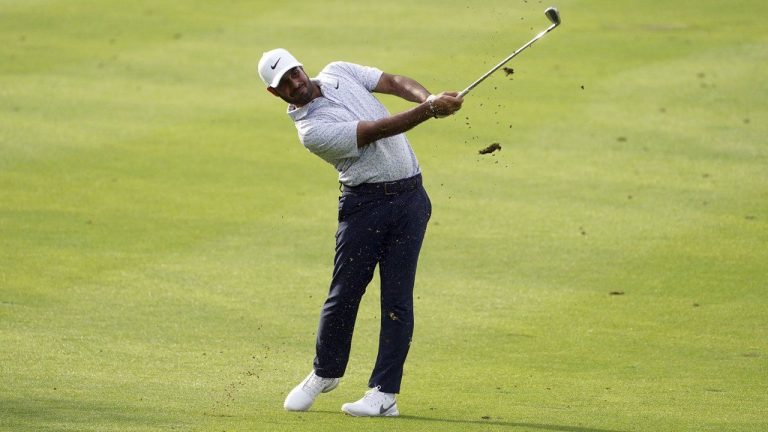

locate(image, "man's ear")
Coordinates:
266 87 279 97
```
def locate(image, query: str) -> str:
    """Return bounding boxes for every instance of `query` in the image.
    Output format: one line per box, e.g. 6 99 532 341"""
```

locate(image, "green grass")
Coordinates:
1 0 766 431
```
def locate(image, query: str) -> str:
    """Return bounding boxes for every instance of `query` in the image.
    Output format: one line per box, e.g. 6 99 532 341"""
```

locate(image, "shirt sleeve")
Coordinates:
296 117 360 161
328 61 383 92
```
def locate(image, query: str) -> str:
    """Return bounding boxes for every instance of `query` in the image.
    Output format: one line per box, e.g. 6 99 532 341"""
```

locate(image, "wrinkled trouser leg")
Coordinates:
313 186 431 395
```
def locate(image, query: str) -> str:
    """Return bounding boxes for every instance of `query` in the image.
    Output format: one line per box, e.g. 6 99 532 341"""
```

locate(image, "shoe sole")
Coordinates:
341 407 399 417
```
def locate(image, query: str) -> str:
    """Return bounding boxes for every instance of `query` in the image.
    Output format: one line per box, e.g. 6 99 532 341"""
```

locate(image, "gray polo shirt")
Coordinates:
287 61 421 186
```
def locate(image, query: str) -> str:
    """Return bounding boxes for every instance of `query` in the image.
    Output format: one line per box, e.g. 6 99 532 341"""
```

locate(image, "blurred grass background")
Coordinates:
1 0 766 431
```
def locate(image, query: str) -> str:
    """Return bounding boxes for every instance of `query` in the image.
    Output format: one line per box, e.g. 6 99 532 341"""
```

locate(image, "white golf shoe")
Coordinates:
341 386 399 417
283 371 340 412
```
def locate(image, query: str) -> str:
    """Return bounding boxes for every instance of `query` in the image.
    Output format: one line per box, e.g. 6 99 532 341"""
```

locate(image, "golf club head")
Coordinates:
545 7 561 26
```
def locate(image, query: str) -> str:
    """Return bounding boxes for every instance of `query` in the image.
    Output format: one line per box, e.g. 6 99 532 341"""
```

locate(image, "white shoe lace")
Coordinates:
362 386 394 407
302 373 331 394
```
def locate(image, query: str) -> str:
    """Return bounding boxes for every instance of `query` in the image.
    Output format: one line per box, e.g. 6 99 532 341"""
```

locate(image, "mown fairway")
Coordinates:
1 0 766 431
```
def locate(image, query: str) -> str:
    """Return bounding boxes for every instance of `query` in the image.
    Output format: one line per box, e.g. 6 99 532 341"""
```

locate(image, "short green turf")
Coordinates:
1 0 766 431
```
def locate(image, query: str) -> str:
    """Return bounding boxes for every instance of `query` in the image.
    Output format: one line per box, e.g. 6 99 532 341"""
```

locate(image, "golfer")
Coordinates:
258 48 463 417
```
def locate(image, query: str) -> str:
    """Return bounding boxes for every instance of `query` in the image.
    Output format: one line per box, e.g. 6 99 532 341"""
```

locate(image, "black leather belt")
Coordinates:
342 174 422 196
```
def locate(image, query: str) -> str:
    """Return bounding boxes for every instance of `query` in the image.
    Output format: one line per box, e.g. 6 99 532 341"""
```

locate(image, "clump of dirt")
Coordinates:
609 291 625 296
503 67 514 76
478 143 501 154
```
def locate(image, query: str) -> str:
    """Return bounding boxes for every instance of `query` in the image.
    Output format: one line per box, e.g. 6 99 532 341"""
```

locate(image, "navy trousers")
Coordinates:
313 174 431 394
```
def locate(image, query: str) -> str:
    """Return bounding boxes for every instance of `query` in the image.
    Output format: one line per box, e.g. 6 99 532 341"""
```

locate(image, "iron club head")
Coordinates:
458 5 562 97
545 7 561 26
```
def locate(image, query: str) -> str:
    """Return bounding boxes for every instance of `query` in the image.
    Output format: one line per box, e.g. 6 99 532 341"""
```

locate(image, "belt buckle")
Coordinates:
384 182 398 195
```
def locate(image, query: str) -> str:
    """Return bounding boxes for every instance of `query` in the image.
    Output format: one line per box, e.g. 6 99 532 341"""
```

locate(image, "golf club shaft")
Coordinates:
459 22 558 98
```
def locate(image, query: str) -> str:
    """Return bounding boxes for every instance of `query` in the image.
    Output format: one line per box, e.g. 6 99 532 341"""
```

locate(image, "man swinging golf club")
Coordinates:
258 48 463 416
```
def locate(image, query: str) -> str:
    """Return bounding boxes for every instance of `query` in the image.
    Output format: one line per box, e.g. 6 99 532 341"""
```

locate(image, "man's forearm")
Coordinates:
388 75 431 103
356 102 434 148
374 73 430 103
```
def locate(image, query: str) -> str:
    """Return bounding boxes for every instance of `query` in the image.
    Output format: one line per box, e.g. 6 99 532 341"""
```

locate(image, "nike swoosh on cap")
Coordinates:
270 58 281 70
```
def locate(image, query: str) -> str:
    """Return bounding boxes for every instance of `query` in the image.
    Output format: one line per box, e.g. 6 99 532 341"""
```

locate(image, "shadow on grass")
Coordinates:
1 396 184 430
311 410 625 432
397 415 626 432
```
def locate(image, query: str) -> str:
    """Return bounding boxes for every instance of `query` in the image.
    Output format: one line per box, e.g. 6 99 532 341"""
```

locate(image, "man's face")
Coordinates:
268 66 315 106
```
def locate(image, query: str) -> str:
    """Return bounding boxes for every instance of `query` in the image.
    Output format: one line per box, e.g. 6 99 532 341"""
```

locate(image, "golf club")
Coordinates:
459 6 561 97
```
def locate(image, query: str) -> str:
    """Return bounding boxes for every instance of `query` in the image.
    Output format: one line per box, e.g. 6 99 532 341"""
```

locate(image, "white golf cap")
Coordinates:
258 48 303 88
